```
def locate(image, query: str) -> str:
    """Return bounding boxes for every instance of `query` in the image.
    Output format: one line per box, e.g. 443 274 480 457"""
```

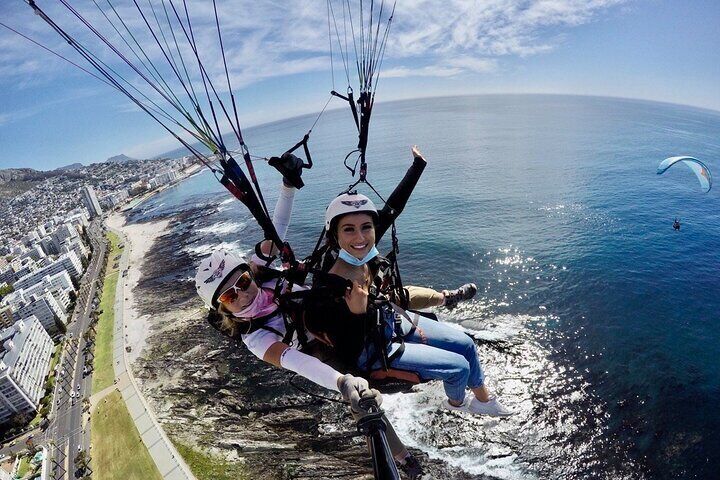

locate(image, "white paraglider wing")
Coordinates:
657 156 712 193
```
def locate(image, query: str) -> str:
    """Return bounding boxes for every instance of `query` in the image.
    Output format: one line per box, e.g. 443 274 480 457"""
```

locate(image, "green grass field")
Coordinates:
172 439 249 480
91 231 122 394
91 390 162 480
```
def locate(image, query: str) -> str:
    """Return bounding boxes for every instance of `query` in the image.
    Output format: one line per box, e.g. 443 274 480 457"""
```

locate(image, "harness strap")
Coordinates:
238 309 297 346
388 302 417 338
362 301 410 373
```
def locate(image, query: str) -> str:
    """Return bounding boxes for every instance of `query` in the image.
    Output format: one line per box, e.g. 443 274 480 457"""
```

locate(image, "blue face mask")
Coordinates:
338 245 379 266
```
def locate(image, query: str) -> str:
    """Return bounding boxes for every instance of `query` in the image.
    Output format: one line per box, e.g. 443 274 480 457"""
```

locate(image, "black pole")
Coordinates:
356 398 400 480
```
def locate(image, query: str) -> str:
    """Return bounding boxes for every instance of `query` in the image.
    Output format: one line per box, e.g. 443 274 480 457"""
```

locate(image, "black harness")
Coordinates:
359 295 439 375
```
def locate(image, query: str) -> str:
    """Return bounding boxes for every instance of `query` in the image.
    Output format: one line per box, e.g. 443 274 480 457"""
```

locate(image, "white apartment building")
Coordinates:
0 269 13 287
148 170 179 190
26 288 70 312
20 271 74 311
0 290 25 311
65 210 89 230
50 223 78 253
29 271 73 296
60 236 88 262
102 190 129 209
16 293 66 333
14 251 82 290
41 220 56 233
13 260 38 281
0 317 53 425
81 185 103 218
0 259 37 287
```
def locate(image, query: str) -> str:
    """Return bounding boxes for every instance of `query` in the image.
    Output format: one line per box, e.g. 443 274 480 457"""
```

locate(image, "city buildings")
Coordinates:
81 185 103 218
14 251 83 291
101 190 129 209
16 293 67 333
15 271 74 312
0 156 200 345
60 236 89 263
0 317 54 425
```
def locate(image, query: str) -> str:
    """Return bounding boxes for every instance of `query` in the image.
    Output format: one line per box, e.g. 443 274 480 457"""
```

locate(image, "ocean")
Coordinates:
128 94 720 479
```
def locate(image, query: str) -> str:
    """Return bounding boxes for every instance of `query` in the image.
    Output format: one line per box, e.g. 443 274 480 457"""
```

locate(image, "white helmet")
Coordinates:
324 192 378 231
195 249 248 308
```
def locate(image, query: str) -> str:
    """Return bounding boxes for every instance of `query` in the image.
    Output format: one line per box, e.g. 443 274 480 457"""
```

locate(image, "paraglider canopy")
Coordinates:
657 156 712 193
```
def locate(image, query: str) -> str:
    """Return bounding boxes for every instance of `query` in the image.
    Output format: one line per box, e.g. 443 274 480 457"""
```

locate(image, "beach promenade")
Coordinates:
100 222 195 480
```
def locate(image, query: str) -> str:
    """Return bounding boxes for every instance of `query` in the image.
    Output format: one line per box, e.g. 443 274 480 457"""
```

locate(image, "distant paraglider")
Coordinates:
673 218 681 231
657 156 712 193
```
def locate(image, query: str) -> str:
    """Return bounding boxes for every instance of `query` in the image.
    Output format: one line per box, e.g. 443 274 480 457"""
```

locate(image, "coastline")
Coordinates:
103 161 205 358
106 212 171 364
119 162 204 213
183 163 203 177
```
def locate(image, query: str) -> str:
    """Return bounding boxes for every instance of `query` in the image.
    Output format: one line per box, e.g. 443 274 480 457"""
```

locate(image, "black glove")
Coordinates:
337 374 382 412
268 152 305 189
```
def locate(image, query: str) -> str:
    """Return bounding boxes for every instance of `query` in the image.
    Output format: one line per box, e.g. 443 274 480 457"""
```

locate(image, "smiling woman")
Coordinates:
304 175 509 416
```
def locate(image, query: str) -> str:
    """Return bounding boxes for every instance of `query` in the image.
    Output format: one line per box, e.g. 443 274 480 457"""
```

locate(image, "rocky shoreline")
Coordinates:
123 210 482 479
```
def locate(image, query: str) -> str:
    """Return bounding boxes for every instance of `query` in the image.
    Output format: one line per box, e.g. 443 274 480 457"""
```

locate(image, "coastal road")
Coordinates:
42 218 106 479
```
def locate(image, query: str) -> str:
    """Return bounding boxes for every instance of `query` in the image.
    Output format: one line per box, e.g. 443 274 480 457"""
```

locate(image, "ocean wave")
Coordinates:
143 202 165 213
184 241 250 257
459 313 541 343
218 197 237 211
195 221 247 235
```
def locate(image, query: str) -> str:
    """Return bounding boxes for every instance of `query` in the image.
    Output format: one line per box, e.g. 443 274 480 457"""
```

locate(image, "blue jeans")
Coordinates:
358 316 485 402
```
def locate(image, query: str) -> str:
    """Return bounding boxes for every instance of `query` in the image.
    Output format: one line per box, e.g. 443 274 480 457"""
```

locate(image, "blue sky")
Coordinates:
0 0 718 171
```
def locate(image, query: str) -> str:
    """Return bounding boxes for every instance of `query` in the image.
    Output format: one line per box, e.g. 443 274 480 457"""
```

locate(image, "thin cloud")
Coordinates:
1 1 627 91
389 0 626 59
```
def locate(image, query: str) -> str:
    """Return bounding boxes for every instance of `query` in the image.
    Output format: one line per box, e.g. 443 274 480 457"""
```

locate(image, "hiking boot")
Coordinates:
442 283 477 309
398 454 424 479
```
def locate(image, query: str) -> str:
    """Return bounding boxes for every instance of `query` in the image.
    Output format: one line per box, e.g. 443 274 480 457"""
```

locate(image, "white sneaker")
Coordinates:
442 396 513 417
467 397 513 417
442 397 469 413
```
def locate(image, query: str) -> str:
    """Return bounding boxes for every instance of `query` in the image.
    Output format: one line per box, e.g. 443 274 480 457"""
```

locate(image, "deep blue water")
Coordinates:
132 94 720 479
